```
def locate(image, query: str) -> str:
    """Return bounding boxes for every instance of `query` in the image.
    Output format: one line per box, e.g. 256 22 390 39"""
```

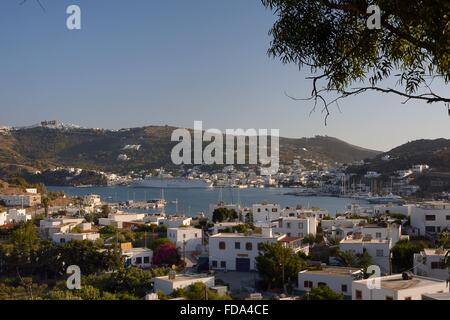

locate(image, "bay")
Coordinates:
47 186 369 217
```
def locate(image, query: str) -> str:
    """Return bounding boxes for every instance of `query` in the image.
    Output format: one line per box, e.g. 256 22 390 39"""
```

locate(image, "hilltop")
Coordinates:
0 122 381 177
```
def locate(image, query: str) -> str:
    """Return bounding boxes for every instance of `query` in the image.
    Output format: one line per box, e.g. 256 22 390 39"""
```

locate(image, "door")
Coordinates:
236 258 250 272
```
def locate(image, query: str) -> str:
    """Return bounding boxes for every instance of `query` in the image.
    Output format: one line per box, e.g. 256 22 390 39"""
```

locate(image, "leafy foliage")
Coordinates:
256 243 306 289
262 0 450 109
302 285 344 300
391 239 427 273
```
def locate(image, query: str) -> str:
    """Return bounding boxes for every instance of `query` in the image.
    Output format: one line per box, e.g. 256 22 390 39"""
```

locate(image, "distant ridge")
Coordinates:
0 122 381 175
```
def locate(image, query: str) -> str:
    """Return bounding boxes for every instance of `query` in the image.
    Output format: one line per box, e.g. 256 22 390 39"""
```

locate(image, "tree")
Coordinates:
391 239 426 273
149 238 172 251
256 243 306 290
303 285 344 300
152 243 180 266
335 250 373 270
212 208 238 223
262 0 450 122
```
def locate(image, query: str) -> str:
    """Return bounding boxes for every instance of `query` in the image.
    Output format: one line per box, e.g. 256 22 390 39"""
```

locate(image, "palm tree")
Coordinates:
335 250 358 267
42 197 50 218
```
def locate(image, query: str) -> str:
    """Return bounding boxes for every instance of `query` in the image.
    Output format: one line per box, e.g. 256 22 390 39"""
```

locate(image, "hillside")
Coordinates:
0 124 381 176
351 139 450 174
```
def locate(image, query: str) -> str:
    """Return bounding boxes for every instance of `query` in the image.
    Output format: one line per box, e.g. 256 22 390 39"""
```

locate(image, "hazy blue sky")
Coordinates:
0 0 449 151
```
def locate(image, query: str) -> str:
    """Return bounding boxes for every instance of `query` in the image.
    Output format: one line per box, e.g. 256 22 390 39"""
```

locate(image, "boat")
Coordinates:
131 170 213 189
365 193 403 204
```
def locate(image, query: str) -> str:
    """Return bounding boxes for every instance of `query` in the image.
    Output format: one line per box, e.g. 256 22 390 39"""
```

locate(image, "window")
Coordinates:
257 208 261 213
220 261 227 268
235 242 241 249
287 233 291 237
298 223 303 229
304 281 313 288
195 233 198 238
287 223 291 229
272 208 277 212
143 256 150 264
405 297 412 300
425 215 436 221
212 260 218 267
341 285 348 293
425 226 436 233
135 257 142 264
376 249 384 257
376 232 382 239
219 241 226 250
385 296 394 300
355 290 362 300
318 282 327 287
257 243 264 251
446 215 450 221
183 234 186 239
246 242 253 250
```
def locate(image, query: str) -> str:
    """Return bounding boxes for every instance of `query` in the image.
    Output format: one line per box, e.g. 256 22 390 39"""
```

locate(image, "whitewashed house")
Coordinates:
98 212 145 227
0 193 41 207
161 216 192 228
167 226 203 252
339 236 391 274
209 227 297 272
123 247 153 268
414 249 449 281
52 231 101 243
352 273 449 300
298 267 364 299
0 211 7 225
273 216 317 238
252 203 281 224
153 273 215 295
3 209 31 224
410 202 450 236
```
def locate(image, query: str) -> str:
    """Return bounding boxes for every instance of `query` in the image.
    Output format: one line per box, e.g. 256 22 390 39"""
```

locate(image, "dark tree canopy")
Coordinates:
262 0 450 119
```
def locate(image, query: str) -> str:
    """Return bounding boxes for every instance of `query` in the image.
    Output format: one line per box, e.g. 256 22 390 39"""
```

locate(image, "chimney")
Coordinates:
261 226 273 237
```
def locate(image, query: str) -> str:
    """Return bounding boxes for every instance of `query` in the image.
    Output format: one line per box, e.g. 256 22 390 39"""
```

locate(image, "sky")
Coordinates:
0 0 449 152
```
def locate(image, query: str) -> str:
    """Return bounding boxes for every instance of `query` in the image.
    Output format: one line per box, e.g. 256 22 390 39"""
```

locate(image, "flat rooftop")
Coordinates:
355 274 447 291
122 247 152 254
155 274 213 283
210 232 282 239
340 238 389 244
301 267 362 276
422 248 449 256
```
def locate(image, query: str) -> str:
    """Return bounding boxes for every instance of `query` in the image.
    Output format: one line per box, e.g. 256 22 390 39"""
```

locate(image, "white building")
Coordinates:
83 194 102 206
161 216 192 228
123 247 153 269
252 203 281 224
0 193 41 207
410 202 450 236
52 232 100 243
0 211 6 225
153 273 215 295
167 227 203 252
209 227 286 272
298 267 364 299
352 274 449 300
273 216 317 238
98 212 146 227
339 236 391 274
39 218 85 238
414 249 449 281
0 209 32 224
